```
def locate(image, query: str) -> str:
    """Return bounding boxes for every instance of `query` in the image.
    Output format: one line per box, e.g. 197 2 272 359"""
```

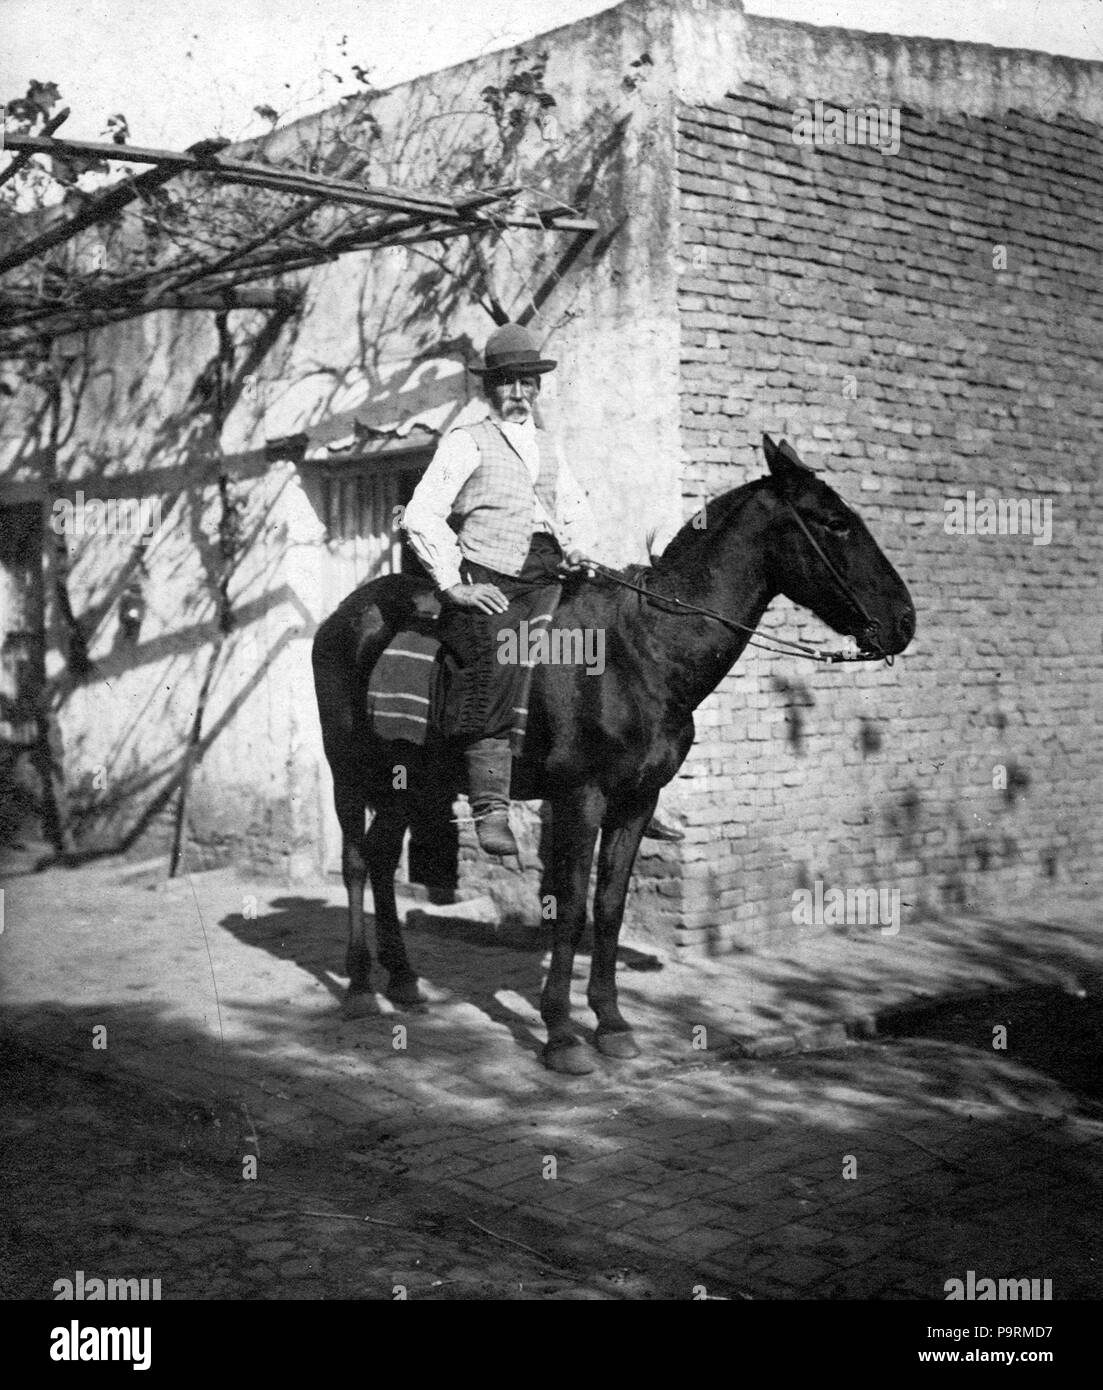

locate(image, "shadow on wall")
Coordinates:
762 667 1057 932
1 47 642 869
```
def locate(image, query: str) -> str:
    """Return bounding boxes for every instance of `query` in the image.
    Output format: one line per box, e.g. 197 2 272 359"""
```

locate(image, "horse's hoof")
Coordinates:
342 989 378 1020
595 1030 641 1060
543 1041 596 1076
385 977 426 1009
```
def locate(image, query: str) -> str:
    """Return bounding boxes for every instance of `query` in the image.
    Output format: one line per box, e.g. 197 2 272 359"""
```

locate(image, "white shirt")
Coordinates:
402 415 598 591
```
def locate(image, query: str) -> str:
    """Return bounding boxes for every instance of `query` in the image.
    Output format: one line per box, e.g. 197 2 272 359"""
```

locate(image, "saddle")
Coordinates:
365 582 561 753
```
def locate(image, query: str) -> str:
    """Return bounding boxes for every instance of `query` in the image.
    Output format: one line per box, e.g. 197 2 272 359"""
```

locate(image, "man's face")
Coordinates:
487 371 540 423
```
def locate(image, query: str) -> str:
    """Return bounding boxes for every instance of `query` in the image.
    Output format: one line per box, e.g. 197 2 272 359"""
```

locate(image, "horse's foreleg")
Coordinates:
366 797 422 1008
541 785 605 1075
588 795 657 1059
335 781 374 1017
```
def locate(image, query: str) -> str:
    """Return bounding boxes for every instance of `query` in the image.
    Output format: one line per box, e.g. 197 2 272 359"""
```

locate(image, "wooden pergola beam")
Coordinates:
0 206 599 343
0 137 230 278
52 196 595 313
3 133 462 217
0 285 293 350
0 107 71 188
149 196 325 299
0 126 598 345
147 209 597 298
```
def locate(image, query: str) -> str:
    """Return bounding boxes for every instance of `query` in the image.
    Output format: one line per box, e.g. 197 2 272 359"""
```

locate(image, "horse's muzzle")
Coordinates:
859 606 915 657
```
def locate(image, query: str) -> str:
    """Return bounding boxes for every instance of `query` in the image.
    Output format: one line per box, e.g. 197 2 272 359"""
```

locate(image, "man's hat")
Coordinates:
469 322 557 376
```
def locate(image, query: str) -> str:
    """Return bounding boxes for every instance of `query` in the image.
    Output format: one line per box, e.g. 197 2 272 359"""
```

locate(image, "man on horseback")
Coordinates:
401 322 594 857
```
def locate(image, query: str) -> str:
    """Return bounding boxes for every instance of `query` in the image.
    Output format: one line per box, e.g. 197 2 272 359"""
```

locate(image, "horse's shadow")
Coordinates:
218 894 559 1060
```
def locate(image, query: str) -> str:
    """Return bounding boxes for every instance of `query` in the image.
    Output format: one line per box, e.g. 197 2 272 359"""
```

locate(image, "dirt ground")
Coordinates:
3 849 1102 1304
1 1030 684 1301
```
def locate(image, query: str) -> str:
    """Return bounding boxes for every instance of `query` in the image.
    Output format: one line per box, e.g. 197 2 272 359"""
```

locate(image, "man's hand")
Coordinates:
558 549 597 576
444 582 510 615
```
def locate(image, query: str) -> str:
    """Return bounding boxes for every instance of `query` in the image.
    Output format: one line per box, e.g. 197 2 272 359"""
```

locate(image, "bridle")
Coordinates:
779 497 893 663
581 496 895 667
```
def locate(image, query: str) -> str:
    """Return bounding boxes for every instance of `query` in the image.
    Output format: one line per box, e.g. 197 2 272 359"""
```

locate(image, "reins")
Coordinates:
581 497 894 667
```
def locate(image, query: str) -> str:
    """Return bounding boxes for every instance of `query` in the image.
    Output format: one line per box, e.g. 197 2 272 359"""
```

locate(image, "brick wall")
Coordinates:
672 81 1103 951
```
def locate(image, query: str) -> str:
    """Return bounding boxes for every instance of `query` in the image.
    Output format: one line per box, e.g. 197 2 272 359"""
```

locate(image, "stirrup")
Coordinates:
473 807 518 857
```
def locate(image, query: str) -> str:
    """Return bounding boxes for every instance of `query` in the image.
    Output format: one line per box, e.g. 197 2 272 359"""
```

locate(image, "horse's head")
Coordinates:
762 434 916 659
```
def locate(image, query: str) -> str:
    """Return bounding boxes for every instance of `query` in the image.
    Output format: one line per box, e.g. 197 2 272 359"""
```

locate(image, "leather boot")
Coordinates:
464 737 519 857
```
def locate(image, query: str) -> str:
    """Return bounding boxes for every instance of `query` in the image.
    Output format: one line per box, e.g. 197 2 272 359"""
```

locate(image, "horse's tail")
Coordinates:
312 607 363 769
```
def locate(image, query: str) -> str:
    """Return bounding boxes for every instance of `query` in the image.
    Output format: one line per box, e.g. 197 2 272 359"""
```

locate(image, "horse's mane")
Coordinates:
564 479 766 606
608 479 765 589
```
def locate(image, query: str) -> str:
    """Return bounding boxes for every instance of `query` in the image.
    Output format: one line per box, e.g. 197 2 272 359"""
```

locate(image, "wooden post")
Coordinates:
167 311 237 877
32 346 76 857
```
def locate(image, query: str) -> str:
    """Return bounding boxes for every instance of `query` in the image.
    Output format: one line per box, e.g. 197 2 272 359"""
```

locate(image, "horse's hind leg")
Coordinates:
366 797 424 1008
335 780 375 1019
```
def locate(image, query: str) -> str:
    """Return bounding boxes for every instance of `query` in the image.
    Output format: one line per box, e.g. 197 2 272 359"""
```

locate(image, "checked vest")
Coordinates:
449 418 560 577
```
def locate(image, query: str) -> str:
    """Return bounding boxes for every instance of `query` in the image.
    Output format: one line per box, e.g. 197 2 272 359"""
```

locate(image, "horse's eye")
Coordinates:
824 514 850 536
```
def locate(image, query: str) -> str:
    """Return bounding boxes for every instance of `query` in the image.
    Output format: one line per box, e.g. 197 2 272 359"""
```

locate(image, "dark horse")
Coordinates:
312 435 916 1075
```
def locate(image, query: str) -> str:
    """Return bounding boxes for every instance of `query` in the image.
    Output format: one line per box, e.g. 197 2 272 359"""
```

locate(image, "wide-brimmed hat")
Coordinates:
469 323 557 376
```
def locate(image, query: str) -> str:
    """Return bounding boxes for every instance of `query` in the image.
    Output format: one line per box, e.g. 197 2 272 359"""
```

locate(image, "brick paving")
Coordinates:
2 854 1101 1299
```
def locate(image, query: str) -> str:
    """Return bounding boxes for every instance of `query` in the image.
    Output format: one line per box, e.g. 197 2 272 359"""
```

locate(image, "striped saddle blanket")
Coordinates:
365 625 443 746
365 603 557 751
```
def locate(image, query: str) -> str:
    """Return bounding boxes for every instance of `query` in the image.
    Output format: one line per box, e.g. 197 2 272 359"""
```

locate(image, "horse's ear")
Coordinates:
764 434 816 490
779 438 812 470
